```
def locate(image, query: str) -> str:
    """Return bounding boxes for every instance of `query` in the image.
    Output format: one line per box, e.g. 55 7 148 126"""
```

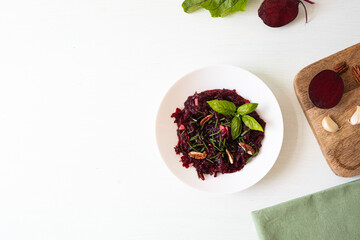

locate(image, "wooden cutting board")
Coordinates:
294 42 360 177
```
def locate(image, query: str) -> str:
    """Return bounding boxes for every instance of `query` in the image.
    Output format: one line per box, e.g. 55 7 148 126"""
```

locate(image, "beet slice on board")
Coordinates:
308 70 344 109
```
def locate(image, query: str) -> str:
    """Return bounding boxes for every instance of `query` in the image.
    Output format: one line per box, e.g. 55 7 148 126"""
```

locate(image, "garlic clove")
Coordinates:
322 116 339 132
349 106 360 125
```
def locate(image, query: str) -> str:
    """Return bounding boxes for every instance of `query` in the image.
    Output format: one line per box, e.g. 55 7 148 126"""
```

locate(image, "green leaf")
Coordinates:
220 0 247 16
242 115 263 132
182 0 247 17
237 103 258 115
182 0 206 13
231 116 242 140
207 100 236 116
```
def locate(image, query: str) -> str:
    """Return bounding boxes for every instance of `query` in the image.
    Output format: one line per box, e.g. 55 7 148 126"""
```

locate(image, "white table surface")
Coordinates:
1 0 360 239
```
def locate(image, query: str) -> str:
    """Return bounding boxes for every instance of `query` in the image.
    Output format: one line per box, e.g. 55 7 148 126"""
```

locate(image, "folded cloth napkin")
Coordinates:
251 180 360 240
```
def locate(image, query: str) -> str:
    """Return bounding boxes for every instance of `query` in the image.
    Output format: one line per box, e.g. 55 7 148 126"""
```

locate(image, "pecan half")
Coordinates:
352 65 360 84
188 151 207 159
200 114 213 126
239 142 255 155
225 149 234 164
333 61 348 74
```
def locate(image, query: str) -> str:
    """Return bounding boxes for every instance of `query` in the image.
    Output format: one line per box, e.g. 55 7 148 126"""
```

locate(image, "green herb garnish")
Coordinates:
220 122 231 127
246 152 258 164
209 130 221 136
231 116 242 140
189 134 199 141
202 140 209 150
207 100 263 140
186 141 197 150
237 103 259 115
209 139 222 151
242 115 263 132
241 129 250 137
210 154 219 159
207 100 236 116
205 158 214 164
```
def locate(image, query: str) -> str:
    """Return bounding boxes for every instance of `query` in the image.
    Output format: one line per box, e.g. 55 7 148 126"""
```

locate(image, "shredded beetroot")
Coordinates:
171 89 266 180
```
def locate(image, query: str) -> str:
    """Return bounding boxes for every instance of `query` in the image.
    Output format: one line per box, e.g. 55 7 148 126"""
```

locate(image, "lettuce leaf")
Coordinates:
182 0 248 17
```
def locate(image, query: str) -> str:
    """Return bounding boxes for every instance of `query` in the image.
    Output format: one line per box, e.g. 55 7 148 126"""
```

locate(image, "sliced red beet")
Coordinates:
308 70 344 109
258 0 314 28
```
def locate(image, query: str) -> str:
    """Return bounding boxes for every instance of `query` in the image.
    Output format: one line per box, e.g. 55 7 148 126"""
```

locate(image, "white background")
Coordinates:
0 0 360 239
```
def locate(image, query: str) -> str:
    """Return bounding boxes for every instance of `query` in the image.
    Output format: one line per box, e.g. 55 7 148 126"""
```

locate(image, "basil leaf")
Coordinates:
207 100 236 116
237 103 258 115
231 116 242 140
182 0 248 18
242 115 263 132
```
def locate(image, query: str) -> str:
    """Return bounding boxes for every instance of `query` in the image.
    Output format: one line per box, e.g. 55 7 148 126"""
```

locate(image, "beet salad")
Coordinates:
171 89 266 180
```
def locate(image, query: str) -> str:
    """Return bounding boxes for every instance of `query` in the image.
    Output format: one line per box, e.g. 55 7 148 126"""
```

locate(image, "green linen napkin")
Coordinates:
251 180 360 240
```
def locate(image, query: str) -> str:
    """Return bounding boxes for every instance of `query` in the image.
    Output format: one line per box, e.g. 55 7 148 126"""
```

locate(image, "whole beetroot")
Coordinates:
258 0 314 28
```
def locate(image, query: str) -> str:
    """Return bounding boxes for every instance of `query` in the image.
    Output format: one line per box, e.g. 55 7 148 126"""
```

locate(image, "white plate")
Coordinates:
156 65 283 193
